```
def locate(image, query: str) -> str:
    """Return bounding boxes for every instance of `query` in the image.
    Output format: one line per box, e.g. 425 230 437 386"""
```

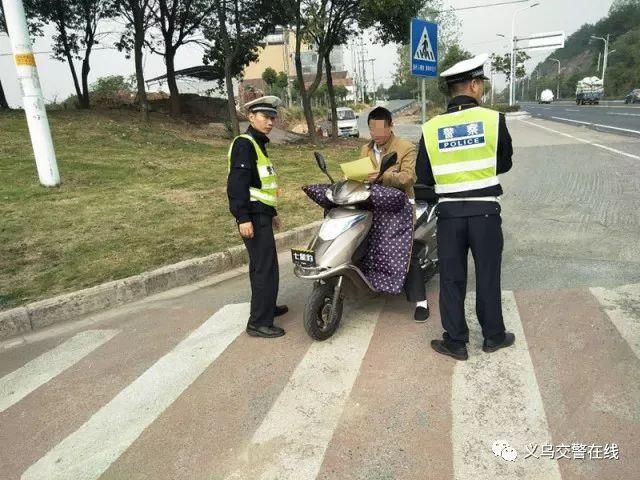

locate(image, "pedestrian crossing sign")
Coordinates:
411 18 438 78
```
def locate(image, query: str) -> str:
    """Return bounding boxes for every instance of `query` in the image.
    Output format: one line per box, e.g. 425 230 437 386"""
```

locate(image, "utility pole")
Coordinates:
591 34 610 81
367 58 376 102
550 57 560 100
509 3 539 105
3 0 60 186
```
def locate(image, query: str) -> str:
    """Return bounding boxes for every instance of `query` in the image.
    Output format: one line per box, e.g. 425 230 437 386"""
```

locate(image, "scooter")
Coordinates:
292 151 439 341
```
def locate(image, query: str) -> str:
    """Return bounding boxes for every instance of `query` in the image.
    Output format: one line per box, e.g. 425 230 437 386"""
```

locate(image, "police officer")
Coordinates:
227 96 288 338
415 54 515 360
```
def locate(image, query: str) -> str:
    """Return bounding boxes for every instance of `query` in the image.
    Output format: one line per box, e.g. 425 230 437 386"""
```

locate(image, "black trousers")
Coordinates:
437 213 505 344
405 241 427 303
242 213 279 327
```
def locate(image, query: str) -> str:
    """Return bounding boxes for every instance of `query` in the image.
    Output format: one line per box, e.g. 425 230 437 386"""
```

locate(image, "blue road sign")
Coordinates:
410 18 438 77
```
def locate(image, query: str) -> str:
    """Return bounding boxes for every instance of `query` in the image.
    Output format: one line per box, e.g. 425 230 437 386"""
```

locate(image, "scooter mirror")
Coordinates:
314 152 335 184
314 152 328 172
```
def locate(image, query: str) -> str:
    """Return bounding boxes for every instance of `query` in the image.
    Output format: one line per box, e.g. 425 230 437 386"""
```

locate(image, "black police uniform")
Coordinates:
416 95 513 346
227 125 279 328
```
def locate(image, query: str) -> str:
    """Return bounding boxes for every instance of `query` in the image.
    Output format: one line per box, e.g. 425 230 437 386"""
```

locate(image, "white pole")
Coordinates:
3 0 60 187
421 78 426 124
510 3 539 106
490 67 494 105
602 34 609 82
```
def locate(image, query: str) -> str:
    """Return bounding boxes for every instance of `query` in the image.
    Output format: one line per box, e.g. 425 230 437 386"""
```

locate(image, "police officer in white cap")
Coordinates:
227 96 288 338
415 54 515 360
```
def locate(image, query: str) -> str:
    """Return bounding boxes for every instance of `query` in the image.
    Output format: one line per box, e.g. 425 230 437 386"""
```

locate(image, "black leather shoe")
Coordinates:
483 332 515 353
274 305 289 317
246 324 286 338
414 306 430 322
430 338 468 360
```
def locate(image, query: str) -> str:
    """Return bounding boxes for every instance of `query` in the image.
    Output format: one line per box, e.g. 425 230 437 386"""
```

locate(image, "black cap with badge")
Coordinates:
441 53 490 85
244 95 282 118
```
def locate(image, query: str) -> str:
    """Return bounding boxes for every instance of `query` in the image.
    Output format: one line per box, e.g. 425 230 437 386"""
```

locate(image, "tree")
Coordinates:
202 0 274 136
492 51 530 82
437 44 472 96
147 0 217 116
29 0 115 109
113 0 156 121
262 67 278 86
0 4 9 109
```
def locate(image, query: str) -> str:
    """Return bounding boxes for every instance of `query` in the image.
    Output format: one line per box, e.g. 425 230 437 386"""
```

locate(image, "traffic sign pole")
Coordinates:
410 18 438 124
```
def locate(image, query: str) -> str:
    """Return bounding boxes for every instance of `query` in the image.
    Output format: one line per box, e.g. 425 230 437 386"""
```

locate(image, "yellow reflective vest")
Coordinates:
228 134 278 207
422 106 500 195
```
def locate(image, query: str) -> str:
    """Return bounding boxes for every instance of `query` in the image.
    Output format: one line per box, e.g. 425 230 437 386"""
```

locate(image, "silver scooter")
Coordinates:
292 151 439 341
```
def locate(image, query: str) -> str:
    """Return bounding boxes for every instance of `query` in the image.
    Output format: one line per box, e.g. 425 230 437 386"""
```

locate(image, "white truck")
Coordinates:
539 89 554 104
576 77 604 105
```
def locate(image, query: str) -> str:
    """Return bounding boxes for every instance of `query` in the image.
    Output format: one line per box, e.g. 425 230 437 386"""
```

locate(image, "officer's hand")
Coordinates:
272 216 282 231
238 222 254 239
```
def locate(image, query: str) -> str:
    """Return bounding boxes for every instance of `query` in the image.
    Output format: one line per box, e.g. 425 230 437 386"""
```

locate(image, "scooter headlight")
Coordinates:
318 214 367 240
325 189 370 205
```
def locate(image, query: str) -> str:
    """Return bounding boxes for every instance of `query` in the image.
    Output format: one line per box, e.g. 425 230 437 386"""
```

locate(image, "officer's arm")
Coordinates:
496 114 513 174
382 142 417 189
415 136 436 186
227 138 255 224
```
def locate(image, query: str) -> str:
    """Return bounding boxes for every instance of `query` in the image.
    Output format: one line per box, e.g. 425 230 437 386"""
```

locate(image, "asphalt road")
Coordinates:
1 118 640 479
521 101 640 136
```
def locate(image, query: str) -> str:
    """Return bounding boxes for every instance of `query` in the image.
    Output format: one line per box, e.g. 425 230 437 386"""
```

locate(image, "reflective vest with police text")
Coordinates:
228 134 278 207
422 106 500 195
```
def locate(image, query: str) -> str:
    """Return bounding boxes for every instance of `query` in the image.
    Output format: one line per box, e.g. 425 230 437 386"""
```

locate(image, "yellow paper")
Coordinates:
339 157 376 182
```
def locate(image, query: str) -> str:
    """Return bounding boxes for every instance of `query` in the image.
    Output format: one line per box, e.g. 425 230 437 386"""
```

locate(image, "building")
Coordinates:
240 28 353 103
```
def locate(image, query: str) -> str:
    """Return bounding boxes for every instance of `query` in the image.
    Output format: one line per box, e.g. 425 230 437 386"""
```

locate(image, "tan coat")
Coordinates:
360 132 417 199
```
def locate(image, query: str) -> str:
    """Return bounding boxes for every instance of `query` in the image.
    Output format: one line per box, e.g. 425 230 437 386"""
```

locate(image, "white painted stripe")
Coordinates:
0 330 118 413
608 112 640 117
228 301 383 480
432 157 496 176
550 116 640 135
590 283 640 360
565 108 580 112
452 292 562 479
521 120 640 160
22 304 250 480
435 176 500 194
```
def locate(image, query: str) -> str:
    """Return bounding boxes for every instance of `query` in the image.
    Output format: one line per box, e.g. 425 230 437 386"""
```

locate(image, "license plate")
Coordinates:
291 248 316 267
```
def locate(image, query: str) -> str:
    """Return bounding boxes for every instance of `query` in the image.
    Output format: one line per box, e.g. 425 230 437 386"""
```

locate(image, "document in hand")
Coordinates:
339 157 377 182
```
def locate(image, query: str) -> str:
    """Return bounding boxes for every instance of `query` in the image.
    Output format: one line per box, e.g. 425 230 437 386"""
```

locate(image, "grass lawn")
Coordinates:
0 109 361 311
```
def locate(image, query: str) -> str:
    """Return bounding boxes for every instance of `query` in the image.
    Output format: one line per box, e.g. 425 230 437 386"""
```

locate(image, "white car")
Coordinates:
325 107 359 138
539 89 554 104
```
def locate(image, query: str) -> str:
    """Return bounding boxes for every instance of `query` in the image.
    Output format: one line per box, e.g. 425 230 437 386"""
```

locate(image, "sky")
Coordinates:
0 0 615 107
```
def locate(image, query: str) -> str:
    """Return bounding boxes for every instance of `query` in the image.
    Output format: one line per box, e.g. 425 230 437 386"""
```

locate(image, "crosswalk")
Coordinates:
1 284 639 480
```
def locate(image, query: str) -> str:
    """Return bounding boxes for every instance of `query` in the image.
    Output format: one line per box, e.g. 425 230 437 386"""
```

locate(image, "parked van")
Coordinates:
325 107 360 138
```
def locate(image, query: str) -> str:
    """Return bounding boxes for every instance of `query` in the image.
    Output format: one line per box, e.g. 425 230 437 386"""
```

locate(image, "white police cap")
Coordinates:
441 53 490 84
244 95 282 117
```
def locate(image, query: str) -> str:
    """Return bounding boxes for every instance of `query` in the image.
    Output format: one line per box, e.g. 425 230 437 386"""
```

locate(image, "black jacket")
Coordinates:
415 96 513 217
227 126 278 223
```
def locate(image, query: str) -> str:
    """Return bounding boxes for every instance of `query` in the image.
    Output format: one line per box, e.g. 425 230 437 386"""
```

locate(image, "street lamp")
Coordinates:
549 57 560 100
510 2 540 106
591 34 610 80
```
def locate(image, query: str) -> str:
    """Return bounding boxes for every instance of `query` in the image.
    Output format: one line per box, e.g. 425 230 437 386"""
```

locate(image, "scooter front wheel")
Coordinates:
304 282 344 341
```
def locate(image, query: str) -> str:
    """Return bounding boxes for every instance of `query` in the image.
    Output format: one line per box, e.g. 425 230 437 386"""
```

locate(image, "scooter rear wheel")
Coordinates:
304 282 343 341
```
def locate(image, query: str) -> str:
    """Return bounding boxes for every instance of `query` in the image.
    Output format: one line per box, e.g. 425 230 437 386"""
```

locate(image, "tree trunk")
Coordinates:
0 79 9 109
64 50 83 108
134 19 149 122
324 52 338 140
165 50 181 116
224 58 240 136
79 45 92 109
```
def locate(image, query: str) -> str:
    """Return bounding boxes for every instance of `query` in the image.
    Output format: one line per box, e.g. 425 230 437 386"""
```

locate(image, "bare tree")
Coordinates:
114 0 156 121
147 0 217 116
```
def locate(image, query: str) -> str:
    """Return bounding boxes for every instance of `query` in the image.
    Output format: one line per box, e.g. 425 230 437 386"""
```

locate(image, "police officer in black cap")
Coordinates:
415 54 515 360
227 96 288 338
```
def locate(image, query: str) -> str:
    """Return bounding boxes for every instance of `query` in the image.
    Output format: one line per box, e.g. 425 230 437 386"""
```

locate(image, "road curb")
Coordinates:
0 221 321 340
